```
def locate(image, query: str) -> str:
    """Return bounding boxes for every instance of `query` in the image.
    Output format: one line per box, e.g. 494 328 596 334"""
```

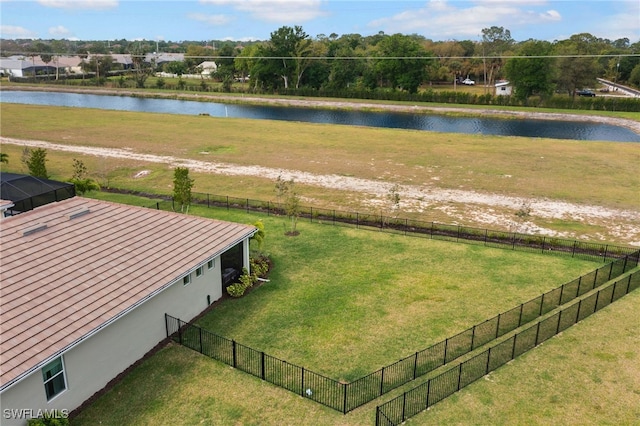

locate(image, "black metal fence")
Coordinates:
166 250 639 415
165 313 349 412
136 189 638 263
375 267 640 426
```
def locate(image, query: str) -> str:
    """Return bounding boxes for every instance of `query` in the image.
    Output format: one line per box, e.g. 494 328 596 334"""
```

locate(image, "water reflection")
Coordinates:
1 90 638 142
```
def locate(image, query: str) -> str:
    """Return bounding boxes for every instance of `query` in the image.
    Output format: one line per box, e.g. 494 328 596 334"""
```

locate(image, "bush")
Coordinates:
27 411 69 426
225 258 271 298
226 282 246 297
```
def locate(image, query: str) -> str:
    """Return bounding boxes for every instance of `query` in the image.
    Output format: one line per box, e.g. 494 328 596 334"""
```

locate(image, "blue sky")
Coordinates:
1 0 638 43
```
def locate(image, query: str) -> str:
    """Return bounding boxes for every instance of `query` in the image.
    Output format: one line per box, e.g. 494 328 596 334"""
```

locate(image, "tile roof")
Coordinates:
0 197 256 391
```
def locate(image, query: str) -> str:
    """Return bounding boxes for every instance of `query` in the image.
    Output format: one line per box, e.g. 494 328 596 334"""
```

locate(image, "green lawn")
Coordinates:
68 192 621 425
72 289 640 426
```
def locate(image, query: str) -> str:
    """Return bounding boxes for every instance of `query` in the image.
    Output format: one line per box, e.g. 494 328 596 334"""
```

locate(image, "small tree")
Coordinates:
511 201 532 234
284 180 301 236
25 148 49 178
384 184 401 224
0 152 8 164
250 220 266 253
173 167 194 213
69 158 100 195
274 174 290 211
274 174 301 235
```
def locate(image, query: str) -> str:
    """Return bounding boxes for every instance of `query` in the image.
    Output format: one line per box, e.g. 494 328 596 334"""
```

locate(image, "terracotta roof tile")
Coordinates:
0 197 255 390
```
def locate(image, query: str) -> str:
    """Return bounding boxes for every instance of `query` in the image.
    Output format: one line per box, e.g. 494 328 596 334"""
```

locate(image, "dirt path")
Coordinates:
3 136 639 246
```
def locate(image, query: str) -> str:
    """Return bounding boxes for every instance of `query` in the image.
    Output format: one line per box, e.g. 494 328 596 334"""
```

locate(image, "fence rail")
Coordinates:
104 187 635 263
375 267 640 425
166 250 639 415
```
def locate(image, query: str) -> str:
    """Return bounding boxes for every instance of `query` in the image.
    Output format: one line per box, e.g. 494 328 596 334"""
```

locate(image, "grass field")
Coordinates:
1 102 639 244
69 193 640 425
1 95 638 425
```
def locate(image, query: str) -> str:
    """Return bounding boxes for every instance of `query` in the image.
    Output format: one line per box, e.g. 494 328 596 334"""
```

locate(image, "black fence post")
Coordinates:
425 379 431 409
457 363 463 390
470 325 476 350
603 245 609 262
401 392 407 422
343 383 348 414
380 367 385 396
517 304 524 327
261 352 265 380
232 340 237 368
576 299 583 322
592 268 599 291
164 313 169 338
486 347 492 374
594 291 600 313
495 314 501 338
576 277 582 297
301 367 305 397
443 338 449 364
556 310 562 334
572 241 577 257
178 320 183 345
413 351 419 379
534 322 541 346
539 293 545 316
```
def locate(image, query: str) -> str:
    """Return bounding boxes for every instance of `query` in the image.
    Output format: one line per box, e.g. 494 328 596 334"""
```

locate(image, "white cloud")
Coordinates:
368 0 566 39
539 9 561 21
0 25 38 38
590 4 640 41
200 0 328 23
38 0 118 10
188 13 234 26
49 25 72 37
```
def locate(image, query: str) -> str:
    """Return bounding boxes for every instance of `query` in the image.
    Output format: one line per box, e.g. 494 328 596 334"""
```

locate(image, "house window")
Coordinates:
196 267 203 277
207 259 214 270
183 274 191 285
42 357 66 401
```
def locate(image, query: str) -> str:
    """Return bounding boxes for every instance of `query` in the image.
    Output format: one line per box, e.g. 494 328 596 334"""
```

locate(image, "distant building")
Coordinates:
495 81 512 96
198 61 218 76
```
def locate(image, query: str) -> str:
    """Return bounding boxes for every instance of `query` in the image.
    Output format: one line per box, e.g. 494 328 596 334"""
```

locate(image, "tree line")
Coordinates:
3 26 640 99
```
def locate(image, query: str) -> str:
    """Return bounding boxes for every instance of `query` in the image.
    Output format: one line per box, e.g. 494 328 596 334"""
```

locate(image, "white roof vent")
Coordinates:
68 208 90 220
22 223 48 237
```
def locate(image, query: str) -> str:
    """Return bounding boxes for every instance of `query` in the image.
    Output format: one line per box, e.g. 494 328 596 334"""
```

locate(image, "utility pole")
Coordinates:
482 40 487 94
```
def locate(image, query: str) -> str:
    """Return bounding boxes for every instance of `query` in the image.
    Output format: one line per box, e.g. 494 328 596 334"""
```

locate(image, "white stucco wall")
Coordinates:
0 240 248 425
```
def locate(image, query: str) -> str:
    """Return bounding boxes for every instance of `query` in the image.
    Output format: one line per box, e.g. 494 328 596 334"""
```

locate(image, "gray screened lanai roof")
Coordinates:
0 173 75 214
0 196 256 392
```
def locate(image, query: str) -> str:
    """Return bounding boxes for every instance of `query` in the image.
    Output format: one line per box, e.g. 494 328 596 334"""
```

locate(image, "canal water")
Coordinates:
2 90 639 142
